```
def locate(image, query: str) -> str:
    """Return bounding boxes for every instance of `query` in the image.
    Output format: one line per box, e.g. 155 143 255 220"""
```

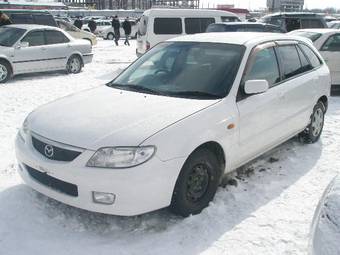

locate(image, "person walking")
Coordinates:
122 17 131 46
88 18 97 34
0 11 12 26
74 17 83 30
111 15 120 46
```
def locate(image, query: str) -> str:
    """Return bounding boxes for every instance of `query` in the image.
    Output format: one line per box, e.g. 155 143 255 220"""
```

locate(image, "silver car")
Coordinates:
0 24 93 83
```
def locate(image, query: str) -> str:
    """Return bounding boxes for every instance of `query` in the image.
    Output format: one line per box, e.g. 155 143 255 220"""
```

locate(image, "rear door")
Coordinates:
319 33 340 85
12 29 48 73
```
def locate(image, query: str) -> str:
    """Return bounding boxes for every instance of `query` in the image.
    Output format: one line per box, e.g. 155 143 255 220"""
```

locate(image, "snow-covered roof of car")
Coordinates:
168 32 312 46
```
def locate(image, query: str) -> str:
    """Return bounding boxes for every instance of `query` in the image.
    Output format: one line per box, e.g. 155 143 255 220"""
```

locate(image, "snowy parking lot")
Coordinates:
1 39 340 255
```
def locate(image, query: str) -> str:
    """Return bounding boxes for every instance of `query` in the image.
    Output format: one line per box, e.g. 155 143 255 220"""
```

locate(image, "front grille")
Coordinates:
26 165 78 197
32 136 81 162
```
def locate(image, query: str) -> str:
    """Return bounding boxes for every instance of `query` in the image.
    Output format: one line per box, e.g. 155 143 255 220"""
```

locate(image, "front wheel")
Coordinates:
66 55 82 74
0 60 11 83
107 32 114 40
299 101 325 143
170 148 222 217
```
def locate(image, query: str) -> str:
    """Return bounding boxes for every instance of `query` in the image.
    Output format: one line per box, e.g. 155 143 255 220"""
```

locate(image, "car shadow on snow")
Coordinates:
0 137 323 254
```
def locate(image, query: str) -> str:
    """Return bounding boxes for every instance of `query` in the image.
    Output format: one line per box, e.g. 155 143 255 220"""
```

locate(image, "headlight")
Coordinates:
18 118 29 142
86 146 156 168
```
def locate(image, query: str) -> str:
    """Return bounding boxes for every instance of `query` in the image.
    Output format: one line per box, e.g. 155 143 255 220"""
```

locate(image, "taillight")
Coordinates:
146 41 150 51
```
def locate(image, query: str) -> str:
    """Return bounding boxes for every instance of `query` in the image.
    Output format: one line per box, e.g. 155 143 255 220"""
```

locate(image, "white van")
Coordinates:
136 8 240 56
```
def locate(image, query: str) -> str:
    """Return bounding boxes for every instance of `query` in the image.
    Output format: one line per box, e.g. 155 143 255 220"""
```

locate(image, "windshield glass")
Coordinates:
108 42 245 99
291 31 322 42
0 27 26 47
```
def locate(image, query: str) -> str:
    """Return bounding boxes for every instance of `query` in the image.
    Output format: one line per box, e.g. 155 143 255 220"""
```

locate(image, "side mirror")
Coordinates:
244 80 269 95
16 41 29 49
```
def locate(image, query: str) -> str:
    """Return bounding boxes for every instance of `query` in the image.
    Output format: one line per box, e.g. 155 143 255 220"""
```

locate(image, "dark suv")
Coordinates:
205 22 285 33
259 13 327 32
2 9 57 27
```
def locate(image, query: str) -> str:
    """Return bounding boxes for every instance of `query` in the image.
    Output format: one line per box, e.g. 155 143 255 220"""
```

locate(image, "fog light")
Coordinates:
92 191 115 205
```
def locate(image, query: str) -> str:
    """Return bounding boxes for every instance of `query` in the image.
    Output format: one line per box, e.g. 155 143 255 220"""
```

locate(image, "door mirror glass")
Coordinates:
244 80 269 95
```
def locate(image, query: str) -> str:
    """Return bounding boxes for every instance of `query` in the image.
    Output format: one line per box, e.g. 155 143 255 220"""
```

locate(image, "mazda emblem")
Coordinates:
44 144 54 158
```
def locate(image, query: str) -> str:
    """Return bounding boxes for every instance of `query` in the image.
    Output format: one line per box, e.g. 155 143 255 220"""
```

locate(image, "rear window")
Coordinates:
301 19 324 28
185 18 215 34
33 15 56 26
154 18 182 35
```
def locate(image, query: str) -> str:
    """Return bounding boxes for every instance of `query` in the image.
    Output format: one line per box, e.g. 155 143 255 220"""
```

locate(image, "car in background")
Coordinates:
2 9 57 27
289 29 340 91
205 22 285 33
309 175 340 255
15 32 330 217
0 25 93 83
136 8 240 56
259 13 327 32
328 21 340 29
100 19 138 40
83 19 111 35
56 19 97 46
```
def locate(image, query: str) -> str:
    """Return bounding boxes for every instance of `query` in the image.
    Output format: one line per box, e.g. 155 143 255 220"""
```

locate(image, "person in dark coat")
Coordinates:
88 18 97 34
111 15 120 46
0 11 12 26
122 17 131 46
74 17 83 30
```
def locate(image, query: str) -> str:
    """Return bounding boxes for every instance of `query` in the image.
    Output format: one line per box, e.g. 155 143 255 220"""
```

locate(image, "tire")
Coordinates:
0 60 11 83
170 148 222 217
66 55 82 74
107 33 114 40
299 101 325 144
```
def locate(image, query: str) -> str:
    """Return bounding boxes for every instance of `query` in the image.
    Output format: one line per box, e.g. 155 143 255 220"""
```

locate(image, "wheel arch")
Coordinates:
67 52 84 67
318 95 328 112
0 57 13 75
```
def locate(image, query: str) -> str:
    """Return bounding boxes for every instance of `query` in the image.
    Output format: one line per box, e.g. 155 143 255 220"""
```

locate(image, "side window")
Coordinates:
301 19 324 29
185 18 215 34
45 30 70 45
21 30 45 47
278 45 305 79
154 18 182 35
321 34 340 52
244 47 280 87
285 18 301 32
300 44 322 68
10 14 34 24
296 45 313 72
33 15 56 26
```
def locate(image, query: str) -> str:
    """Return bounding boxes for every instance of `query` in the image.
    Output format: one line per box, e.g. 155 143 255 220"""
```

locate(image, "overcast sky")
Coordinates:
201 0 340 10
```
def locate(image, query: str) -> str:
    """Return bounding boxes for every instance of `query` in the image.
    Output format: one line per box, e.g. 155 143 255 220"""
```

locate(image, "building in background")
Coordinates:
267 0 304 12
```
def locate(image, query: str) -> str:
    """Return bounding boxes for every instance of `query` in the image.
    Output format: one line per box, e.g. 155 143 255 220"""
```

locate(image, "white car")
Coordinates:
15 33 330 217
100 19 138 40
0 24 93 83
289 29 340 91
309 175 340 255
83 19 111 35
56 19 97 46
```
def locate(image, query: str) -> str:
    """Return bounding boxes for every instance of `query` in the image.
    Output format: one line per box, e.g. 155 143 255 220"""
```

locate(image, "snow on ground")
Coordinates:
0 39 340 255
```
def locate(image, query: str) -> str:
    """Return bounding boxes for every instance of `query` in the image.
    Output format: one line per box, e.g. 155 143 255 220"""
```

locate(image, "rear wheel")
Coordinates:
170 148 222 217
107 33 114 40
66 55 82 74
0 60 11 83
299 101 325 143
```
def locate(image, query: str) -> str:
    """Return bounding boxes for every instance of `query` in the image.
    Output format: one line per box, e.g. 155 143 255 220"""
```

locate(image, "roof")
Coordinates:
263 12 322 18
3 24 60 30
168 32 311 46
143 8 238 18
291 28 340 34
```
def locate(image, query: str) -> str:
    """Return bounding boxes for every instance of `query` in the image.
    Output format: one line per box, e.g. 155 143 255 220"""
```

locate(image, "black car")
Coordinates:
259 13 327 32
205 22 285 33
2 9 57 27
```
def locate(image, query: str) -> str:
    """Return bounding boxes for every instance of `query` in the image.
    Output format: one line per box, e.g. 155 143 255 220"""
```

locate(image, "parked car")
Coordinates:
0 25 93 83
55 19 97 46
15 32 330 217
136 8 240 56
205 22 285 33
289 29 340 91
328 21 340 29
100 19 138 40
309 175 340 255
2 9 57 27
83 19 111 34
259 13 327 32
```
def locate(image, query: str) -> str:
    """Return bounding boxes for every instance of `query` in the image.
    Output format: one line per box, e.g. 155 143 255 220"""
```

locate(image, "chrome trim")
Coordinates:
31 132 85 153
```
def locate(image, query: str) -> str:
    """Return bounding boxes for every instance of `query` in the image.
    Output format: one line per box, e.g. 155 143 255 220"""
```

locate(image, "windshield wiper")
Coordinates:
107 83 165 96
166 91 222 99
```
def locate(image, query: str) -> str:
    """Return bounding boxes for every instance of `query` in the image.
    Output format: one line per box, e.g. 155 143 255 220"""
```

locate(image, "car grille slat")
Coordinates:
26 165 78 197
32 136 81 162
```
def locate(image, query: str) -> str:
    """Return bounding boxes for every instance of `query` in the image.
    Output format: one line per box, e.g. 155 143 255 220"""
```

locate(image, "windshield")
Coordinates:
108 42 245 99
0 27 26 47
291 31 322 42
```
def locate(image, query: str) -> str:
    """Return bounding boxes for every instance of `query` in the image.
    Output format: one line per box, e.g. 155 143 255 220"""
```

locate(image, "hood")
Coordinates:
28 86 218 150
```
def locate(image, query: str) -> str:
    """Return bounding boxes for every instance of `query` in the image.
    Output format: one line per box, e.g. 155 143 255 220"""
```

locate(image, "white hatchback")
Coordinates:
15 33 331 216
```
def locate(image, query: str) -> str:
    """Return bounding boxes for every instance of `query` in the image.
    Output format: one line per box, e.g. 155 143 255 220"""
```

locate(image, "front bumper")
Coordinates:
15 134 184 216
